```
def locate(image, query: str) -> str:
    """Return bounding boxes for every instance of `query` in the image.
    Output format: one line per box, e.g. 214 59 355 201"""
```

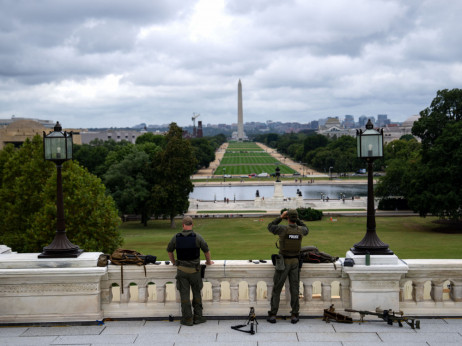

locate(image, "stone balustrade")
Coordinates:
399 259 462 315
101 260 346 318
1 253 462 323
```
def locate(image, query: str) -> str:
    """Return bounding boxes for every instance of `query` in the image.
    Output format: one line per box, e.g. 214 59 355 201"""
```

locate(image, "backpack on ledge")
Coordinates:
110 249 146 266
300 246 339 270
110 249 157 293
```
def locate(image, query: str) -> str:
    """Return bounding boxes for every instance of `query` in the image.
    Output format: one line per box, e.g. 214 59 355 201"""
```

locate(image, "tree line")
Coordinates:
73 125 225 227
255 89 461 221
254 130 369 174
376 89 462 221
0 123 225 253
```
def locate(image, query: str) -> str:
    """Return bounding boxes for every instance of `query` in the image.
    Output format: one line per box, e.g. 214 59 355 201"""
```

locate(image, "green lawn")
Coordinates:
224 152 269 157
215 142 296 175
227 142 262 150
119 216 462 261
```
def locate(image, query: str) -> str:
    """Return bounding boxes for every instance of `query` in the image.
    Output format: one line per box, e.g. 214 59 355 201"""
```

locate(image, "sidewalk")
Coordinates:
1 317 461 345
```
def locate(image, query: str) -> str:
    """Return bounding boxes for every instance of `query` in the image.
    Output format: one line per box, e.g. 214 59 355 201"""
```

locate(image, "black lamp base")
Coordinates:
38 231 84 258
349 247 394 255
38 248 84 258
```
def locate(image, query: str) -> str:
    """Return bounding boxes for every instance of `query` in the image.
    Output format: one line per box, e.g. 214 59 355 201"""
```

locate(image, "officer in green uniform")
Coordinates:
267 209 309 324
167 216 213 326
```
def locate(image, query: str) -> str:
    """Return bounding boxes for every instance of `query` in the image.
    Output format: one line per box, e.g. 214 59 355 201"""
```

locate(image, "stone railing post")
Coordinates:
341 281 350 307
430 280 444 302
248 283 257 303
303 282 312 302
156 284 165 303
450 280 462 302
412 281 425 302
211 281 221 302
120 284 131 304
230 282 239 302
321 282 331 303
138 284 148 303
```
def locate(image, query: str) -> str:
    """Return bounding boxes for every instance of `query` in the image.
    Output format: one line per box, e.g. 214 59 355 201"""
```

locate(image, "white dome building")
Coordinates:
382 115 420 143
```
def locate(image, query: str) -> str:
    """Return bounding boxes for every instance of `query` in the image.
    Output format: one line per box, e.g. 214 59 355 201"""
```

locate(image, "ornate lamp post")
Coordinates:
39 122 83 258
223 167 226 182
350 119 393 255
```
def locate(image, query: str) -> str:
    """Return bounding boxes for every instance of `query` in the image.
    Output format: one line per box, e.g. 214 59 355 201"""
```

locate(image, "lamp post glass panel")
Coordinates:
39 122 83 258
351 119 393 255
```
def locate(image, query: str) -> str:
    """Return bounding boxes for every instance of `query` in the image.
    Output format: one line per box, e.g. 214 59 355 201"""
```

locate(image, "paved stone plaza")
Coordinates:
1 317 462 345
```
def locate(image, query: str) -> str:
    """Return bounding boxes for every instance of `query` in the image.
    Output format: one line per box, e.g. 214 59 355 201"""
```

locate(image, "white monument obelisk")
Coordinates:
237 79 246 141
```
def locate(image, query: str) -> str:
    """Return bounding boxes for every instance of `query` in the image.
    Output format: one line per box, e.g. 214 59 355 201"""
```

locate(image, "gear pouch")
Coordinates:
271 254 285 271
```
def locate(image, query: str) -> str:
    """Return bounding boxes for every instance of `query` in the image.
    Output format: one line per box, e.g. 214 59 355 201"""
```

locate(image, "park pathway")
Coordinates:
255 142 321 175
194 142 228 177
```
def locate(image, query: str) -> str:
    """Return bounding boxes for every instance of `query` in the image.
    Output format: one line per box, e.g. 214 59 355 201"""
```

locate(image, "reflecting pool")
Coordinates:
190 184 367 201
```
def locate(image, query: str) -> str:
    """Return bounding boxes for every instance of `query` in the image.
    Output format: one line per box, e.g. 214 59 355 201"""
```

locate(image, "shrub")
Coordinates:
281 207 323 221
378 198 409 211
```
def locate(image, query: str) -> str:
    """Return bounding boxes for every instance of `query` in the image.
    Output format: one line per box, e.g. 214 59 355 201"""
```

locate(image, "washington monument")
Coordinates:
235 79 247 141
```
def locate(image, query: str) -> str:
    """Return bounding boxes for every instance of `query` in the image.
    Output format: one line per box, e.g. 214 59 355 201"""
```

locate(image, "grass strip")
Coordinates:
119 216 462 260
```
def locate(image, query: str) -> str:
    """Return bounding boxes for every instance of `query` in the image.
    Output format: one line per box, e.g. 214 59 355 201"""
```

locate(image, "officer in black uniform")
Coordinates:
167 216 213 326
267 209 309 324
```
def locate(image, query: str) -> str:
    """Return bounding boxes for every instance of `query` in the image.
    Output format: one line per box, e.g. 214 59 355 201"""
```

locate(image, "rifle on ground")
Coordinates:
323 305 353 324
231 307 258 335
345 308 420 329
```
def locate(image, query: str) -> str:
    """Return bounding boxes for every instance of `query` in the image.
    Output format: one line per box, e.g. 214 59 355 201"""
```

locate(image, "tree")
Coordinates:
151 123 197 228
104 148 153 226
306 135 360 174
375 138 421 199
190 138 216 169
303 134 328 153
73 139 133 177
27 162 123 253
412 88 462 153
408 120 462 219
0 135 122 253
135 132 166 147
399 134 415 141
378 88 462 220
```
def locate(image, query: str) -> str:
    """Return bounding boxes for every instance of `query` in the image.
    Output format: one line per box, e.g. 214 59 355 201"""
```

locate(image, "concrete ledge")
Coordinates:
0 252 102 269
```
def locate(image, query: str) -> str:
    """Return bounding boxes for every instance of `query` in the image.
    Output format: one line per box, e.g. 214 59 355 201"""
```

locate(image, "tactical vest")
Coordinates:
278 226 303 257
176 232 200 260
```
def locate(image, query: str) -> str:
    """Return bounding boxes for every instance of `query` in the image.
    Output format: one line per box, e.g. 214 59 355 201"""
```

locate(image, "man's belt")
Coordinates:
178 265 198 274
283 255 300 259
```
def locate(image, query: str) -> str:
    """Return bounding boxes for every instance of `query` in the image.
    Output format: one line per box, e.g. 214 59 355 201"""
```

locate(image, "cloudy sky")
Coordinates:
1 0 461 128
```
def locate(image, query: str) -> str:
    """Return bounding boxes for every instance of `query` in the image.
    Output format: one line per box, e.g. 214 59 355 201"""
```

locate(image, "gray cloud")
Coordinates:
0 0 461 128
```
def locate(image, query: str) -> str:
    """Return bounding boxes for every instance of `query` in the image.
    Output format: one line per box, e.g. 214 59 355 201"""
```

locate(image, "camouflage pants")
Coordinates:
268 258 300 316
176 269 203 322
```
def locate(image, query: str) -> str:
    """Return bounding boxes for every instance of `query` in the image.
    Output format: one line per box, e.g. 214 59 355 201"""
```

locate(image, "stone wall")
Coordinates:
1 251 462 323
